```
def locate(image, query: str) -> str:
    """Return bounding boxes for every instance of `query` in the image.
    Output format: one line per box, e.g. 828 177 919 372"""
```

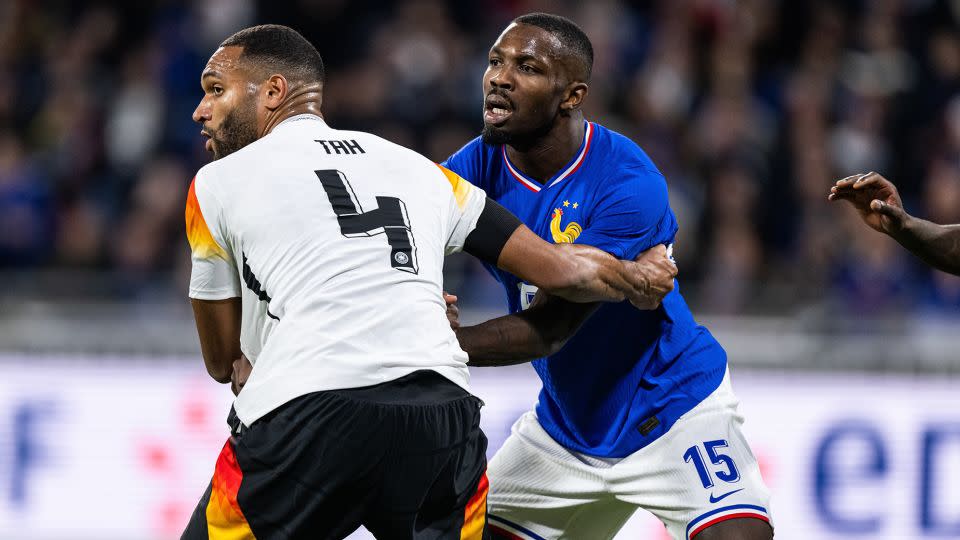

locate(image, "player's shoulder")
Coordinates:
332 127 459 194
591 123 662 177
194 159 223 183
192 159 225 196
324 125 436 168
344 127 421 156
588 123 668 205
194 133 270 184
190 158 237 210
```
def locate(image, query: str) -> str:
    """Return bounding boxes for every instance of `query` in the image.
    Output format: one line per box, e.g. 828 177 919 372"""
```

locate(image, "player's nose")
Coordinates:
488 67 513 90
192 98 211 124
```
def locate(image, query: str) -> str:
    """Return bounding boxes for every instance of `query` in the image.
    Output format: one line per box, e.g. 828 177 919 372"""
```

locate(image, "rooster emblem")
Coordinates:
550 208 582 243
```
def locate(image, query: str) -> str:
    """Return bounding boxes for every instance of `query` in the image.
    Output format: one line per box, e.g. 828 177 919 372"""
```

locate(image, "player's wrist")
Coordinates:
633 259 653 297
889 212 919 242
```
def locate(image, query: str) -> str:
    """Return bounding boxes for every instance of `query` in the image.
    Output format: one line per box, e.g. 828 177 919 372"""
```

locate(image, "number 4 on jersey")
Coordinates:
316 169 418 273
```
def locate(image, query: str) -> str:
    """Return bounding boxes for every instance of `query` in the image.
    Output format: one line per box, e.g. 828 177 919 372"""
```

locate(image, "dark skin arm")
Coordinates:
190 297 242 384
829 171 960 275
451 245 677 366
496 226 676 309
455 291 599 366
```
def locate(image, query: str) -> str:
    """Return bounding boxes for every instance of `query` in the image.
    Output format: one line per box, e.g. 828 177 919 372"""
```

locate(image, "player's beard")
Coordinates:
481 123 513 145
481 112 556 148
210 100 258 160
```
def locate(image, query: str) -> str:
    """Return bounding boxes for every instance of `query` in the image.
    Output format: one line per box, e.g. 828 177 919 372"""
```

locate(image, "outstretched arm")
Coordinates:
895 221 960 275
496 225 664 307
829 171 960 275
463 197 677 308
450 245 676 366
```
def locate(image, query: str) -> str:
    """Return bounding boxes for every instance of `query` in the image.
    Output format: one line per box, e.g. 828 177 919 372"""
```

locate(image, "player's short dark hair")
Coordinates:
220 24 325 84
513 13 593 81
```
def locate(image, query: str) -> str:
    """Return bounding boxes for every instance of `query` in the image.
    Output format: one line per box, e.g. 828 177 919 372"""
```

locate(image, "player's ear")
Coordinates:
263 74 288 110
560 81 588 113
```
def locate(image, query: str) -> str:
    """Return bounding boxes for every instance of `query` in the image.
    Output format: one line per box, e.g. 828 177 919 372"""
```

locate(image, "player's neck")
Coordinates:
505 113 585 184
260 82 325 137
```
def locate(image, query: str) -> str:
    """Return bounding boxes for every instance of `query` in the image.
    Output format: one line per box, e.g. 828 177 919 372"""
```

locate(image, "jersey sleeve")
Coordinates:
574 167 679 260
440 137 488 191
185 174 241 299
436 164 488 255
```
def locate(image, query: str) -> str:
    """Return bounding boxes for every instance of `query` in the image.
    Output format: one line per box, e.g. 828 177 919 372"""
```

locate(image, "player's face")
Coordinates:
481 23 569 145
192 46 259 161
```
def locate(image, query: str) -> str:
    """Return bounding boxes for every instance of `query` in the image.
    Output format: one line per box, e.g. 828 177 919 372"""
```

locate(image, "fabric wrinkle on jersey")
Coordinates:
441 121 728 459
186 114 488 426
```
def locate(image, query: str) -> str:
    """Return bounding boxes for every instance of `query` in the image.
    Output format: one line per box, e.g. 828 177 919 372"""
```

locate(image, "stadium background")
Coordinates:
0 0 958 538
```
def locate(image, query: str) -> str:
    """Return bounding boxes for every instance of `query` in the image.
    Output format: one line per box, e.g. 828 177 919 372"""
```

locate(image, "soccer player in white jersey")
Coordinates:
180 25 677 540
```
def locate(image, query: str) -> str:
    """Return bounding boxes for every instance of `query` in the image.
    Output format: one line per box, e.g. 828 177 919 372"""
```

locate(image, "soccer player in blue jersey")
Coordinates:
442 13 773 540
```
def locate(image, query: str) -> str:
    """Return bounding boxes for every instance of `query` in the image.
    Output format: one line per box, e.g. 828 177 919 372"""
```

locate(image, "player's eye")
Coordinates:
489 58 502 67
213 86 224 96
519 64 534 73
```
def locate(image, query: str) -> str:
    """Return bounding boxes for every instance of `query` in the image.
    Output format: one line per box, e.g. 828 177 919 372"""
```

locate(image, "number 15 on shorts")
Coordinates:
683 440 741 489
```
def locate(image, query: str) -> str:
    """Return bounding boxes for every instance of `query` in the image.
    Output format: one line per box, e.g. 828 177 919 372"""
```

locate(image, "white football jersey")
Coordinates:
186 115 486 425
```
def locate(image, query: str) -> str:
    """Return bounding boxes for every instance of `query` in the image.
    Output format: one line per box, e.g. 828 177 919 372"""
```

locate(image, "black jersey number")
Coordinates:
316 169 418 274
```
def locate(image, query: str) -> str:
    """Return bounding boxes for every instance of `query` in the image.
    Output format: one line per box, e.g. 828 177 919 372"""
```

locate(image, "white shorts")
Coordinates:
486 369 772 540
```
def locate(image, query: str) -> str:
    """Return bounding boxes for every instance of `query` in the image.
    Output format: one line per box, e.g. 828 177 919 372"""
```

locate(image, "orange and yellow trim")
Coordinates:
460 470 489 540
186 177 228 260
437 164 473 210
206 438 255 540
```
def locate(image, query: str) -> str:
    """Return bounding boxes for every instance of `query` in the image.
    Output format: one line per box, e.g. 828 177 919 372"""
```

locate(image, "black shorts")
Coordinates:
182 370 489 540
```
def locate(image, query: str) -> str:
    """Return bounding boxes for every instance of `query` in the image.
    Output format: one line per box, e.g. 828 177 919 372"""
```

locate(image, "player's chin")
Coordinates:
481 123 513 145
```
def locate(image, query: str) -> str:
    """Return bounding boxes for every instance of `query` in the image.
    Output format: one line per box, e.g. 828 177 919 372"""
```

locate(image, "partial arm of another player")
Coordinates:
190 297 242 384
449 245 675 366
452 291 598 366
829 171 960 275
464 198 677 308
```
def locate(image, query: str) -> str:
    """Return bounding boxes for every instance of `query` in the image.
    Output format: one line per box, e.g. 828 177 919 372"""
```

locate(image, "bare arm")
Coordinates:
463 198 676 309
830 171 960 275
495 225 676 308
450 245 676 366
894 219 960 275
455 292 599 367
190 297 242 383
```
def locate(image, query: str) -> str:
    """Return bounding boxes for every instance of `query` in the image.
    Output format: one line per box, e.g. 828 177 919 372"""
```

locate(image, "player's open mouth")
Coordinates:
201 131 213 152
484 95 513 125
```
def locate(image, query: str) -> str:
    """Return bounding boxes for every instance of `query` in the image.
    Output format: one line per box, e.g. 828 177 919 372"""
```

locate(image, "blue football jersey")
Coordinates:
443 122 727 458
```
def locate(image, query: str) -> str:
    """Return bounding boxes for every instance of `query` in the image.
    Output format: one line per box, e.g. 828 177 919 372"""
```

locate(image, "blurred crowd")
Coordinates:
2 0 960 317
